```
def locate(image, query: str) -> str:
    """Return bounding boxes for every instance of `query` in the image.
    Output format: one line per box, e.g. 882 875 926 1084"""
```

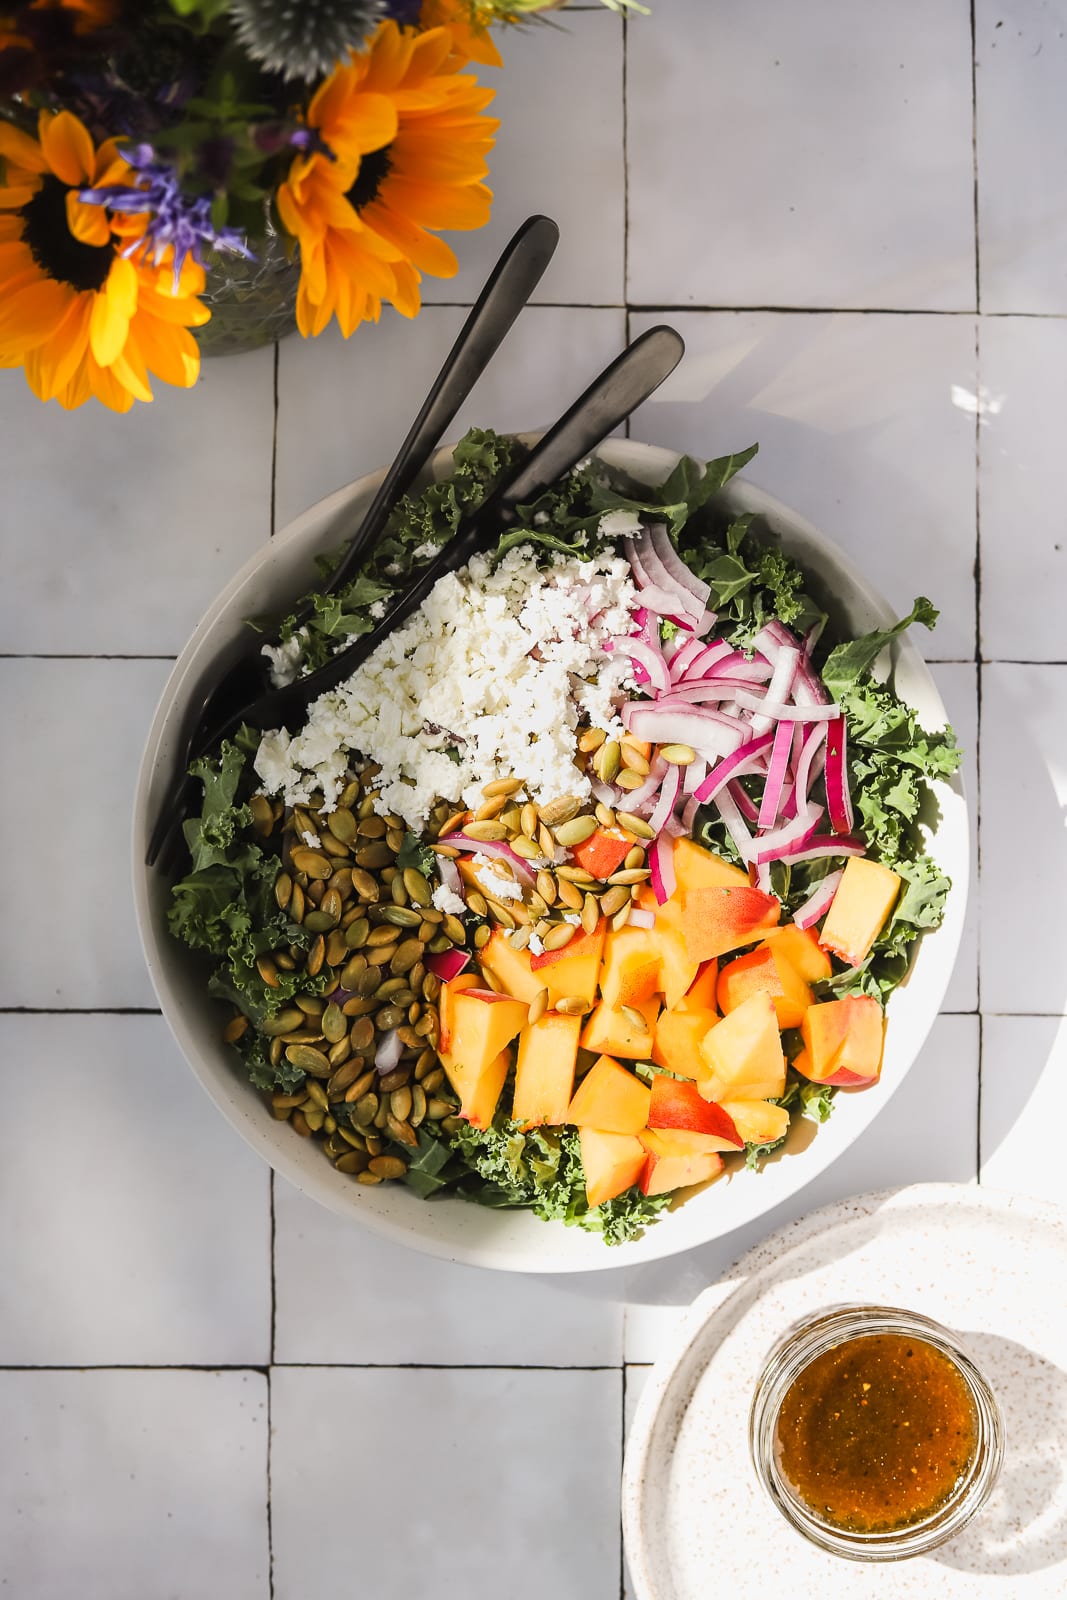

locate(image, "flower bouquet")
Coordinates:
0 0 644 412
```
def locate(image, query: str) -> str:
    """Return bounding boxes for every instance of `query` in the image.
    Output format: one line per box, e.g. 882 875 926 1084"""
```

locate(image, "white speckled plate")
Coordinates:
623 1184 1067 1597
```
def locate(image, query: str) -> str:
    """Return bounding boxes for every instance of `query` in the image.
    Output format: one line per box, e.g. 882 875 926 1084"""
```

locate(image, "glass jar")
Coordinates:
195 222 300 359
749 1304 1004 1561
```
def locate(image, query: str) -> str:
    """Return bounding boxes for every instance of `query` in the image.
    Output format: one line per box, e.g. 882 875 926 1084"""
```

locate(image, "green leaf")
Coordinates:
821 597 939 700
396 831 436 878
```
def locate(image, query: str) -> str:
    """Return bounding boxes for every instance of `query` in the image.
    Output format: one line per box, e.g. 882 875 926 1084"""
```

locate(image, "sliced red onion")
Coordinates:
669 636 706 680
682 755 708 795
758 717 794 829
681 793 701 832
824 714 854 835
625 533 705 619
793 722 828 810
662 812 686 836
693 732 774 805
610 753 667 813
715 787 754 863
624 704 747 756
729 779 760 823
628 906 656 930
752 805 823 865
687 608 718 638
750 645 800 736
436 855 463 897
648 761 683 835
649 830 677 904
589 775 621 808
803 618 826 656
793 869 844 930
783 834 866 864
648 523 711 607
662 679 770 703
375 1027 404 1075
681 640 733 680
754 860 773 893
698 651 773 682
732 690 840 722
443 832 538 889
426 948 472 981
615 636 672 695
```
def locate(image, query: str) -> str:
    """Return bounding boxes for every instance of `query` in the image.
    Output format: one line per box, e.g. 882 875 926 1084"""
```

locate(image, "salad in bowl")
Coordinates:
153 429 963 1256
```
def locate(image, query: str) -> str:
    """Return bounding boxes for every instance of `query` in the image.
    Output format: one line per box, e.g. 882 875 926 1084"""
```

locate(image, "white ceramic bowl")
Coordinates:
133 438 968 1273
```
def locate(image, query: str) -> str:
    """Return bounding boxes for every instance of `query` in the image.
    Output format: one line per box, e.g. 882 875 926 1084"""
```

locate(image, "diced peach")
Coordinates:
698 991 787 1102
677 960 719 1014
639 1128 725 1195
448 1047 511 1129
656 926 700 1010
672 835 750 892
478 928 545 1005
600 925 662 1010
569 827 633 881
529 921 606 1008
648 1076 743 1149
567 1054 651 1135
680 885 781 963
818 857 902 968
651 1008 717 1080
763 924 832 984
799 995 885 1087
438 971 481 1056
512 1011 582 1127
580 1127 647 1208
449 990 528 1078
717 944 813 1030
580 996 660 1059
719 1099 791 1145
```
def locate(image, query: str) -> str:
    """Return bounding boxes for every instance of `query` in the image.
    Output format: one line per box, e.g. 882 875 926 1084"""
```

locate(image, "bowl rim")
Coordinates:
132 436 968 1273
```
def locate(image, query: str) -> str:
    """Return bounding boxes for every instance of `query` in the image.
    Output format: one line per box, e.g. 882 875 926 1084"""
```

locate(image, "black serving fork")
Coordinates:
146 214 560 870
149 322 685 869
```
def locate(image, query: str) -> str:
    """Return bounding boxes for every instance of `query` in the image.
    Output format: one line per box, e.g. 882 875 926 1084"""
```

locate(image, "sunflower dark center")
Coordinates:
21 174 112 292
346 145 393 212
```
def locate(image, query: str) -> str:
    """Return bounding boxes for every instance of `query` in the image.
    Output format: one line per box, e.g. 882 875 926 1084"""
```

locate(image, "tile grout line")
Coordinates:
0 1362 628 1372
974 311 985 1184
619 1364 628 1600
266 1361 275 1600
970 0 981 317
269 341 280 539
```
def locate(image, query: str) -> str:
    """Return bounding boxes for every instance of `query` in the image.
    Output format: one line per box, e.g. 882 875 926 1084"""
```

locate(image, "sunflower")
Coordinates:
277 19 497 340
0 110 209 411
419 0 503 69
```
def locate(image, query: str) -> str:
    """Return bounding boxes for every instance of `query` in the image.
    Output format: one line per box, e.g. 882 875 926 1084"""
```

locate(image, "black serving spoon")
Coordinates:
149 323 685 868
147 214 559 870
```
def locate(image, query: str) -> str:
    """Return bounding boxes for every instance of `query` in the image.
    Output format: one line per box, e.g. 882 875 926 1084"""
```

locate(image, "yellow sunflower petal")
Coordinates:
360 201 456 279
134 314 200 389
87 355 135 412
382 175 492 231
89 282 131 368
405 26 454 82
26 293 93 400
40 110 96 187
326 93 398 161
109 342 154 404
0 215 23 241
0 276 74 353
0 184 40 209
361 20 413 93
55 362 93 410
65 191 111 247
388 258 422 320
0 122 47 174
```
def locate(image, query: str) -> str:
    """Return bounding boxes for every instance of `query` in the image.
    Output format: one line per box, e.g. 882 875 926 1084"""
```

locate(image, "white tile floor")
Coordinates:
3 1 1066 1594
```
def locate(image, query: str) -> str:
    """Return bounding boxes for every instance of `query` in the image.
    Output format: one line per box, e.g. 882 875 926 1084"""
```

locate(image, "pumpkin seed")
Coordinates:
422 973 441 1004
427 1098 454 1121
599 885 631 918
390 873 409 908
594 803 615 829
291 1110 312 1138
554 815 598 848
616 811 655 840
357 1170 383 1185
620 1004 650 1032
387 1113 418 1147
321 1003 347 1044
555 994 591 1016
376 1004 405 1032
305 1080 329 1111
607 867 651 885
556 865 596 884
483 776 523 798
542 921 577 952
463 819 508 842
223 1014 249 1044
261 1008 304 1038
620 745 651 775
409 1084 428 1127
441 913 466 945
344 996 378 1017
473 924 491 949
350 869 379 902
327 1037 351 1068
296 994 325 1016
367 924 400 949
350 1017 376 1052
660 743 696 766
272 1091 307 1110
466 890 488 918
535 870 557 907
378 1065 412 1093
325 929 348 967
338 1126 365 1150
510 834 543 861
508 924 532 951
291 847 332 879
555 877 584 912
520 801 539 838
370 1154 408 1180
335 1150 370 1175
528 988 549 1026
286 1044 331 1077
256 956 279 988
390 938 424 976
321 887 343 922
274 952 296 971
327 1057 365 1098
593 739 621 784
344 917 370 950
625 847 646 870
616 769 646 791
353 1093 379 1127
403 868 432 907
357 814 387 839
475 794 507 821
438 809 468 837
581 894 600 935
320 832 350 860
327 808 357 845
386 828 406 853
302 909 335 934
274 871 293 912
427 933 453 954
250 794 274 836
578 726 607 753
390 1086 413 1123
381 904 422 929
485 899 515 930
306 935 325 977
612 903 632 931
355 841 393 870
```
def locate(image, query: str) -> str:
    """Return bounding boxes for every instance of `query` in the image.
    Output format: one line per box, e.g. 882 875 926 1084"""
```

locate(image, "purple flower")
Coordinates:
80 146 254 291
384 0 423 22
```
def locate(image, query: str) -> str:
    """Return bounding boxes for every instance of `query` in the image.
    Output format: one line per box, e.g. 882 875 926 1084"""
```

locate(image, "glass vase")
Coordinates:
195 224 300 359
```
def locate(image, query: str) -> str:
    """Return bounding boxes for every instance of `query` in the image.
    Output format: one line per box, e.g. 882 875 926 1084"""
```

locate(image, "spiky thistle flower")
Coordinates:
228 0 388 82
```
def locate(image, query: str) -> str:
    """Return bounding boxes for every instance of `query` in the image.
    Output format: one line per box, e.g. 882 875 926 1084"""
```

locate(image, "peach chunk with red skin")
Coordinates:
580 995 660 1060
680 885 781 963
529 920 605 1007
477 928 545 1005
717 943 813 1030
639 1129 725 1196
648 1075 743 1150
651 1007 717 1080
443 989 528 1127
599 925 661 1011
797 995 885 1087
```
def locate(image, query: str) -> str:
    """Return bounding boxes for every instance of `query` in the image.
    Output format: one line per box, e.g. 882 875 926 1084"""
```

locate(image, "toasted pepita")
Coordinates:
528 987 549 1026
541 921 577 952
554 815 598 848
616 812 655 840
286 1044 331 1077
290 847 332 879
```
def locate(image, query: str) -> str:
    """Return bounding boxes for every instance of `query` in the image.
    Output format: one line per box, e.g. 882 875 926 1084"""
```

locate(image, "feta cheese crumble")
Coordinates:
431 883 466 916
254 545 638 828
262 628 309 689
470 853 522 902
